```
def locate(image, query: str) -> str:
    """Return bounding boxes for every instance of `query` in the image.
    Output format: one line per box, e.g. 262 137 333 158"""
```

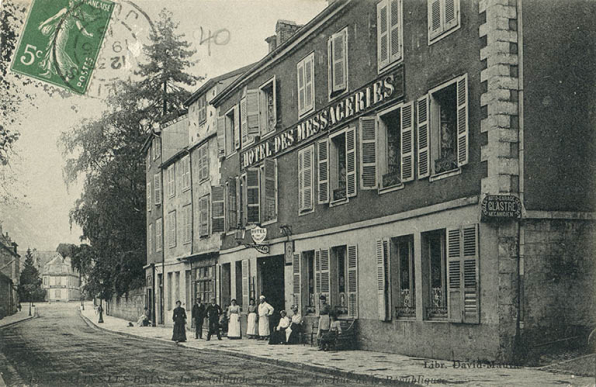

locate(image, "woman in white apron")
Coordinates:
227 299 241 339
246 298 258 338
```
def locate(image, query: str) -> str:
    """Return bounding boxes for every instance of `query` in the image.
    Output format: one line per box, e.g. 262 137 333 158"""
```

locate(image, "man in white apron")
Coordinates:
257 295 274 340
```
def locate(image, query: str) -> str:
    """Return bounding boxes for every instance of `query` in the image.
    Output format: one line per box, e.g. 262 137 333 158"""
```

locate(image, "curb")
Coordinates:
78 311 416 386
0 314 37 330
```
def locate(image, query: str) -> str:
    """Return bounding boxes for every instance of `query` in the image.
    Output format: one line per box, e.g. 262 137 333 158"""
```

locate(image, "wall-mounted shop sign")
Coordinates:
241 66 404 169
481 195 522 220
251 226 267 245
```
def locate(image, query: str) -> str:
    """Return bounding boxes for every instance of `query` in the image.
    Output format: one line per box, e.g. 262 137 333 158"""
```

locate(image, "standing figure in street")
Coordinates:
227 299 241 339
286 305 303 344
206 298 222 341
192 298 206 339
257 295 274 340
246 298 258 339
171 300 187 343
317 295 331 350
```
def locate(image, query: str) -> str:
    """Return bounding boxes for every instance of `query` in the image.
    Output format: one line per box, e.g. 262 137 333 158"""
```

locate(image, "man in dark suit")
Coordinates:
206 298 222 341
192 298 206 339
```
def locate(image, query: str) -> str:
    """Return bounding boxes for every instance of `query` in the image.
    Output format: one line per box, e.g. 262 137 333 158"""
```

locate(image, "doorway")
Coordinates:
258 255 285 328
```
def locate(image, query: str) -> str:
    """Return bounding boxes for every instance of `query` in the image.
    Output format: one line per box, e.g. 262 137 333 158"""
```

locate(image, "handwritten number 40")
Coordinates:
20 44 43 66
199 27 230 56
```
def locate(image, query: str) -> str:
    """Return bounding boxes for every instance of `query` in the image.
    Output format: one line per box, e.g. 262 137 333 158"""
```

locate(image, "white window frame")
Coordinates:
328 27 349 100
427 0 461 45
168 210 177 248
259 76 277 139
156 218 162 252
376 104 405 193
297 52 315 118
377 0 403 73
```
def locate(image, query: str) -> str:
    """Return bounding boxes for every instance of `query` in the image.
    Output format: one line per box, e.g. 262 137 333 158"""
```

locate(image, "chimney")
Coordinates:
12 242 17 255
265 35 277 53
275 20 302 47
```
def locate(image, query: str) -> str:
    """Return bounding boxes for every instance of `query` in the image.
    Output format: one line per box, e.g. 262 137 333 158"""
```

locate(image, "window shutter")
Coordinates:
447 227 463 323
305 55 314 112
227 178 237 230
201 146 209 181
154 174 161 205
298 150 304 211
327 38 333 97
147 181 152 210
346 126 357 197
444 0 458 30
377 0 389 69
302 146 314 211
400 102 414 182
292 253 301 311
246 168 260 224
240 96 248 147
211 186 225 233
428 0 442 39
297 60 306 115
241 175 248 227
389 0 402 62
462 224 479 324
347 245 358 318
417 96 430 179
456 74 469 167
148 224 152 254
376 239 389 321
317 139 329 204
315 249 321 315
199 196 209 237
332 30 347 92
242 259 250 309
320 249 330 304
217 116 225 157
246 89 260 136
360 117 377 189
234 105 240 150
263 158 277 222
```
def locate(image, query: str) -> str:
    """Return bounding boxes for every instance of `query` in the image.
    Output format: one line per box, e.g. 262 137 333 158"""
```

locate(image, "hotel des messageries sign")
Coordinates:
241 66 404 169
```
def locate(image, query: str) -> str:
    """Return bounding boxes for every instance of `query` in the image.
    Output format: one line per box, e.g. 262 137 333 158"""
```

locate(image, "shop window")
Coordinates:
195 266 214 304
328 27 348 99
259 77 277 137
422 229 447 319
428 0 460 43
377 0 402 71
297 53 315 117
316 246 358 318
393 235 415 318
332 246 348 316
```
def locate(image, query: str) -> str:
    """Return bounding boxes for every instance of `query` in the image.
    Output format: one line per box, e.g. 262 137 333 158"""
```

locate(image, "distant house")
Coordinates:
0 224 20 319
41 255 81 302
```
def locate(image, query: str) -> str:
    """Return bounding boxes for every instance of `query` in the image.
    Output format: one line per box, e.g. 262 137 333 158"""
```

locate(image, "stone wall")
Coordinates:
107 288 146 322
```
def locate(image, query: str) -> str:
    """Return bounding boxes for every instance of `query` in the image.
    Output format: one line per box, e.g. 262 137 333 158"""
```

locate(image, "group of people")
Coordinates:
170 295 304 345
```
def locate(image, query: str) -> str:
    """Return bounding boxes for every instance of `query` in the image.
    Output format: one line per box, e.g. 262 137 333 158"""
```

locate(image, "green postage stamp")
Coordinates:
10 0 114 95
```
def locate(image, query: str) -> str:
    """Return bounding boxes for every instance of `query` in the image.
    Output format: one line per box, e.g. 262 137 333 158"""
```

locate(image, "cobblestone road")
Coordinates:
0 304 378 387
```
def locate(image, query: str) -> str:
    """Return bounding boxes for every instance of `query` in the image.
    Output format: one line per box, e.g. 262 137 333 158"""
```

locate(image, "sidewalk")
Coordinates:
80 303 594 387
0 307 36 329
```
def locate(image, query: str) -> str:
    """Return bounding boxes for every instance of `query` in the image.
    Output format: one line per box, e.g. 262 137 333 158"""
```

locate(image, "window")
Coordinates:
259 77 277 137
246 169 260 224
328 27 348 98
153 137 161 160
298 145 314 213
332 246 348 316
181 156 190 191
225 106 240 155
182 204 192 244
235 261 243 306
328 127 356 203
315 245 358 318
420 74 468 178
377 0 403 71
154 173 161 205
55 289 61 298
260 159 277 223
167 164 176 198
238 175 245 227
195 266 214 305
241 90 259 148
428 0 460 43
198 144 209 181
43 277 47 285
304 251 315 314
297 53 315 117
167 272 173 310
175 271 180 304
148 223 153 255
212 185 225 233
168 211 177 248
146 181 152 211
423 229 447 319
393 236 415 318
156 218 162 252
198 95 207 125
198 194 210 237
146 151 151 171
224 180 237 231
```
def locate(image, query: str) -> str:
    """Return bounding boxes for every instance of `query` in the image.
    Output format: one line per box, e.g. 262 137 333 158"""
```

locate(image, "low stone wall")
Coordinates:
106 287 146 322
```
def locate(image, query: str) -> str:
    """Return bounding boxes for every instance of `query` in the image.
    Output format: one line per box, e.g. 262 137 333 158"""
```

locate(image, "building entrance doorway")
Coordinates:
257 255 285 329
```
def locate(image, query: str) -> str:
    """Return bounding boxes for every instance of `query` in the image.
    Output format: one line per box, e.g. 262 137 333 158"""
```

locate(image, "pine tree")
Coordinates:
18 248 46 302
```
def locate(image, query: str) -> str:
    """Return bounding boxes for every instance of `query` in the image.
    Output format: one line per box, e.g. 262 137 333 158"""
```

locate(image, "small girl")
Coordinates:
319 311 342 351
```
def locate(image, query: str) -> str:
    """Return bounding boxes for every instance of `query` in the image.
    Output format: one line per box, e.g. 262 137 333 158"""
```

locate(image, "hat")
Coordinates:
259 295 266 300
319 295 326 301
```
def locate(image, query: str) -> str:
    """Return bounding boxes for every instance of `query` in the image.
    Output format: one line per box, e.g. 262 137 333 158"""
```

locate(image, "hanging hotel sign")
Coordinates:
241 66 404 169
251 226 267 245
481 195 522 220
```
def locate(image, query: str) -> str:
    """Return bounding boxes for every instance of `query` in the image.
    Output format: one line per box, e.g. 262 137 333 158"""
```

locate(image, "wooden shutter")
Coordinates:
332 30 347 92
302 146 314 211
417 95 430 179
346 126 357 197
297 60 306 115
320 249 330 304
298 150 304 211
263 158 277 222
444 0 458 31
377 0 389 69
211 186 225 233
292 253 301 311
305 55 314 112
327 38 333 97
389 0 401 63
242 259 250 309
246 168 260 224
360 117 377 189
456 74 469 167
147 181 151 210
227 178 237 230
376 239 389 321
246 89 260 136
447 227 462 322
199 196 209 237
318 139 329 204
217 116 225 157
234 105 240 150
154 174 161 205
347 245 358 318
240 96 248 146
202 146 209 181
428 0 442 39
240 175 248 227
462 224 479 324
315 250 321 314
400 102 414 182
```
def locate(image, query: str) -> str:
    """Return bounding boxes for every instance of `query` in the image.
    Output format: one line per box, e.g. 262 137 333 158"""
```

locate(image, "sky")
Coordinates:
1 0 327 252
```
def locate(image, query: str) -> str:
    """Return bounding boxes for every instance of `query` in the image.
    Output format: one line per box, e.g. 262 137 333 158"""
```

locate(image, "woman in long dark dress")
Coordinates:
172 300 187 343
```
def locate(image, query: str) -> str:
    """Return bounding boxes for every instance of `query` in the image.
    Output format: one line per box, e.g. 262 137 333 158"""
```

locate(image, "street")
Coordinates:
0 303 368 387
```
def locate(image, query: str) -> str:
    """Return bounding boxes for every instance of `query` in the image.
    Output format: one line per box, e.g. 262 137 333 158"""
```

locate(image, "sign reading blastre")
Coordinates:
481 195 522 220
241 66 404 169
